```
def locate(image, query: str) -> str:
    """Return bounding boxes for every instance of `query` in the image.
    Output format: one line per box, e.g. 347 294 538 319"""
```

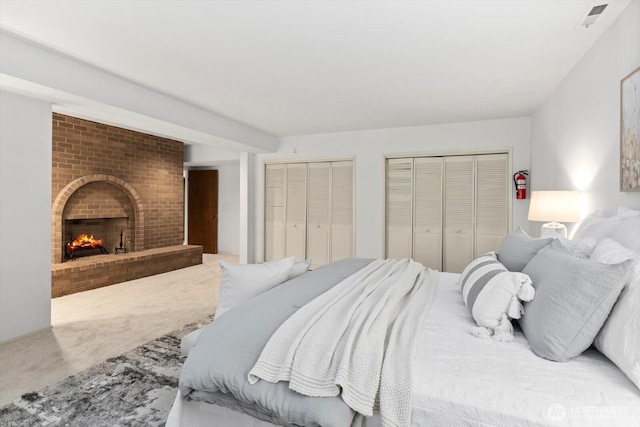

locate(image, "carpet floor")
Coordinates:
0 316 212 427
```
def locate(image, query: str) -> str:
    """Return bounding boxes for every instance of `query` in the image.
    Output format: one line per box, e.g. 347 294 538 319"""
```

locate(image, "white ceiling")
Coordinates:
0 0 631 137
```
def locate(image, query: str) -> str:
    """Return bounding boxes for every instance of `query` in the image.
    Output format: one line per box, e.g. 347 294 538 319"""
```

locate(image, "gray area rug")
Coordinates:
0 316 212 427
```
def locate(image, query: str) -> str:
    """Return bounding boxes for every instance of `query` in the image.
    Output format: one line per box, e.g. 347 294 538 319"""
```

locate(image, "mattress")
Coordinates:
168 271 640 427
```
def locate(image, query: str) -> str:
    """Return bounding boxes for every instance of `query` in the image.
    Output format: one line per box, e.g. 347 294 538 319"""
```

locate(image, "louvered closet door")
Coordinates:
307 162 330 268
330 161 354 262
475 154 509 256
264 164 286 261
285 164 307 261
443 156 474 273
386 158 413 260
413 157 443 270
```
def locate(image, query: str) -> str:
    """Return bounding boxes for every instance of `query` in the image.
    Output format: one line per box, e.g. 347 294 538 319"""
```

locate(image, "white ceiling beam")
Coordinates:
0 29 277 152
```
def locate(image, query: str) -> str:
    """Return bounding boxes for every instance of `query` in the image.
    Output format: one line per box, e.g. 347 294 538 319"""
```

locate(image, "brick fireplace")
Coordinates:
53 174 143 263
51 114 202 297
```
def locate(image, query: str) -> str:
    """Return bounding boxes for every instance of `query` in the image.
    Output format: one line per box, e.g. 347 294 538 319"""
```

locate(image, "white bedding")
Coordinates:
168 271 640 427
249 259 432 426
413 272 640 427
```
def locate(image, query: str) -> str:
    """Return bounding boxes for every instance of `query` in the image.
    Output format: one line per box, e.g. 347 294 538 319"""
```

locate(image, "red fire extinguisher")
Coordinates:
513 170 529 199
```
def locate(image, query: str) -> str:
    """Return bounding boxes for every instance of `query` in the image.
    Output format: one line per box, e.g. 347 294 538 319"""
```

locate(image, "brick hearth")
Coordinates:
52 245 203 297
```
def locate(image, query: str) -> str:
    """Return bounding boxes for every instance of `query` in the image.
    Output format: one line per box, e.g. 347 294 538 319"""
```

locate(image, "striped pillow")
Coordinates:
460 252 535 339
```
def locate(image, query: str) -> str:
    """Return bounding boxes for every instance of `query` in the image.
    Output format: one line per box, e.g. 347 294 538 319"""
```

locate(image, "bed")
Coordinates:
167 208 640 426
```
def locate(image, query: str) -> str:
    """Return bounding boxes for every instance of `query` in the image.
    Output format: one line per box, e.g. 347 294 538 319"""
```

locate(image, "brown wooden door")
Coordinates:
188 170 218 253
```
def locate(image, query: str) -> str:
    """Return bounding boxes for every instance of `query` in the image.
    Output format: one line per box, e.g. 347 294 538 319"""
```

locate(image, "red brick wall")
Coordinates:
63 181 135 219
52 114 184 254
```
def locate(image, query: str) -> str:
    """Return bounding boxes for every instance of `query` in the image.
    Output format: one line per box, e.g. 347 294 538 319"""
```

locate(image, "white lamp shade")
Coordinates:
527 191 581 222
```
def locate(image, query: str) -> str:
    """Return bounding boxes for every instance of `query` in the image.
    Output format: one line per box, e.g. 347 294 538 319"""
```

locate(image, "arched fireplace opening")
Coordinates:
51 175 145 264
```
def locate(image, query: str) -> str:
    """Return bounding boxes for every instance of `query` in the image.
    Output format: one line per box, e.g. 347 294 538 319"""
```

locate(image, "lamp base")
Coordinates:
541 222 567 238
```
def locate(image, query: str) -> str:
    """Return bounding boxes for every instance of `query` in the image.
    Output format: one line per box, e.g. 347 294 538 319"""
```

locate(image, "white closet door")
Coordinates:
285 163 307 261
330 161 354 262
413 157 443 270
475 154 509 256
307 162 330 268
443 156 474 273
386 158 413 260
264 164 286 261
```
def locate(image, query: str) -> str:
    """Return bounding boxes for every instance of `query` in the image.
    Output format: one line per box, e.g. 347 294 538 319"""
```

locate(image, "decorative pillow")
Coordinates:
216 257 295 317
540 229 596 258
520 240 633 362
617 206 640 217
573 208 640 251
496 227 553 272
460 253 535 341
288 259 312 280
592 238 640 390
572 209 613 240
180 328 203 356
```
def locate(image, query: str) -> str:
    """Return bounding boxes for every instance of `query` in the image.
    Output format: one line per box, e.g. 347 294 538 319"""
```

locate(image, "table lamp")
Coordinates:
527 191 581 238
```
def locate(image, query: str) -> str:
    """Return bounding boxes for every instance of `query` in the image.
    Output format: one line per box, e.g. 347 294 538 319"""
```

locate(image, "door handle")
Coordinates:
212 215 217 219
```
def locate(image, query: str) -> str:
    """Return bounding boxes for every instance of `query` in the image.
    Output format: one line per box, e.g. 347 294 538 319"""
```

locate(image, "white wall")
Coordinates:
184 144 241 167
531 0 640 226
240 153 256 263
217 164 240 255
253 117 531 261
0 91 52 342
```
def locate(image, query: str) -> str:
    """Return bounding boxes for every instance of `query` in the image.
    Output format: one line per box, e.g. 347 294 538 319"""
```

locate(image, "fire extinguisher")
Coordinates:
513 170 529 199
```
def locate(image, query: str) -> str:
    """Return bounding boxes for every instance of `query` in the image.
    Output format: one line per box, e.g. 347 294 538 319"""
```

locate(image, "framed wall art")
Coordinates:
620 66 640 191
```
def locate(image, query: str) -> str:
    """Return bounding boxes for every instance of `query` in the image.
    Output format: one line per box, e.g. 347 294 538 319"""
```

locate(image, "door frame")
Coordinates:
186 168 219 254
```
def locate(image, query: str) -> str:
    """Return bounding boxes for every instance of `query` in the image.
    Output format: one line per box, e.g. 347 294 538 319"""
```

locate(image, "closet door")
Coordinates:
307 162 330 268
386 158 413 259
475 154 509 256
285 163 307 261
413 157 443 270
330 161 354 262
264 164 286 261
443 156 474 273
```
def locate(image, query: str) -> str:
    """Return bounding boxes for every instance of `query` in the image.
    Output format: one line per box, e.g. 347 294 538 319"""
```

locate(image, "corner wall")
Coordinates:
0 91 52 342
217 164 240 255
254 117 531 261
531 0 640 221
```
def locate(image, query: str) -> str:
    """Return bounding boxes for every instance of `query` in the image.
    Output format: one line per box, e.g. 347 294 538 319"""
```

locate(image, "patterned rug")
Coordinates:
0 316 212 427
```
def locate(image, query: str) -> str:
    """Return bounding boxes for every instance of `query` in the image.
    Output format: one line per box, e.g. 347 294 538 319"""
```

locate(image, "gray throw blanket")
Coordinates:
179 258 375 427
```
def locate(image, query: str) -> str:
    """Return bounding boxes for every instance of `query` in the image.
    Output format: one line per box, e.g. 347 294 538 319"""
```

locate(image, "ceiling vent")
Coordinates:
576 4 608 28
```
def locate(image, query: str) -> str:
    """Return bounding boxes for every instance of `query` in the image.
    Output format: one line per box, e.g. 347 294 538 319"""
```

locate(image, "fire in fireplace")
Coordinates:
63 217 129 261
69 233 104 249
65 233 108 260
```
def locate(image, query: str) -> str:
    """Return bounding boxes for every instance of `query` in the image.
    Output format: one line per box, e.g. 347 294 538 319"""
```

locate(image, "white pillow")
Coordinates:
216 257 295 317
180 328 203 356
288 259 312 280
459 253 535 341
592 238 640 390
617 206 640 218
574 208 640 251
540 229 596 258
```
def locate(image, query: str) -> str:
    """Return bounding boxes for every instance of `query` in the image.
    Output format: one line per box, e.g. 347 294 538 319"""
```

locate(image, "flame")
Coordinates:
68 233 104 249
